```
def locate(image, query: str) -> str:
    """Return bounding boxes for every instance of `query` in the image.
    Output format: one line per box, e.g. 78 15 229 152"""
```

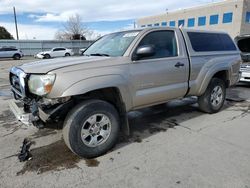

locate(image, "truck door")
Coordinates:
130 29 189 108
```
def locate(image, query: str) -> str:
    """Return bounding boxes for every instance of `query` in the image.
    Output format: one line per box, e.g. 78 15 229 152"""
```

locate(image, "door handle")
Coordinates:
175 62 184 68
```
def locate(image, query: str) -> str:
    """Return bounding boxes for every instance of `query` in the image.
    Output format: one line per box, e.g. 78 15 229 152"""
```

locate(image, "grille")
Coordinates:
10 67 27 99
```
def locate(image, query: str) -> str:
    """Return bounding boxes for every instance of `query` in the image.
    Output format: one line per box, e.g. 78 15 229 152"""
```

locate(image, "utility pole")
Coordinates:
13 7 19 40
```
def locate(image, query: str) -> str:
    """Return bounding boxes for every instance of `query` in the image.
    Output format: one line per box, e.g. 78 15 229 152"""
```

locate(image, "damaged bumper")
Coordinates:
8 98 72 128
8 100 34 125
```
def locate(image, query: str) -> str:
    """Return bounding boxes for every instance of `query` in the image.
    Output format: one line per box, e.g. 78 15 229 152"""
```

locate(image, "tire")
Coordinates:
44 54 50 59
63 100 120 158
198 78 226 114
13 54 21 60
65 53 70 57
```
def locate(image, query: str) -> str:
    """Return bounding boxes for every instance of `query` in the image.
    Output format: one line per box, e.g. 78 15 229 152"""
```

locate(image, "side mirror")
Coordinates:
133 45 155 60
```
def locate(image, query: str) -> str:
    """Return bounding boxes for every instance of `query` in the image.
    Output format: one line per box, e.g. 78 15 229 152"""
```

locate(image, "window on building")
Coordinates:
147 24 152 27
169 21 176 27
141 25 146 28
198 16 206 26
188 18 195 27
154 23 160 27
223 12 233 23
161 22 167 26
136 31 178 60
187 32 237 52
246 12 250 23
210 14 219 25
178 19 185 27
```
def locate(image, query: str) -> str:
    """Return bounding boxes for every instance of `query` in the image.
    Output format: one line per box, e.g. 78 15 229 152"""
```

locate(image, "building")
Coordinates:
137 0 250 38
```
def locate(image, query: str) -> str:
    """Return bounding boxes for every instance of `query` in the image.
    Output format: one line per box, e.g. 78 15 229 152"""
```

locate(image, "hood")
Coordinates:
17 56 119 74
38 51 50 55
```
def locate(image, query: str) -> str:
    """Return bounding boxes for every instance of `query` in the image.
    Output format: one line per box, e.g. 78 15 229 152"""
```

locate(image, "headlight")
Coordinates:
28 74 56 96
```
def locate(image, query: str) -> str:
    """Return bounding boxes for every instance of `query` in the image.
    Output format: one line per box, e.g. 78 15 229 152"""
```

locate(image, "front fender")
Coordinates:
61 75 132 111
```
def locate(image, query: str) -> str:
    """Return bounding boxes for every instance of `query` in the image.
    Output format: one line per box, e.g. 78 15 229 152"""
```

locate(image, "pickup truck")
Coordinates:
9 28 241 158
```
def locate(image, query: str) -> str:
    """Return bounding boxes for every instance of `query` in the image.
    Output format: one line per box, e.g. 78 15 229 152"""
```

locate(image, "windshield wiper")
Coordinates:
90 53 110 57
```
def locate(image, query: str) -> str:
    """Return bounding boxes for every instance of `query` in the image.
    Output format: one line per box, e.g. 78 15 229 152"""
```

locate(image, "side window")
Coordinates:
187 32 236 52
178 19 185 27
246 12 250 23
9 48 17 51
210 14 219 25
220 34 237 51
53 48 65 51
169 21 175 27
223 12 233 23
188 18 195 27
198 16 206 26
161 22 167 26
136 30 178 60
3 48 16 51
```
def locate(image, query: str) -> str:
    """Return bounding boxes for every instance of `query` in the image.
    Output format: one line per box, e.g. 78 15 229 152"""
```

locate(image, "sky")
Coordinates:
0 0 222 40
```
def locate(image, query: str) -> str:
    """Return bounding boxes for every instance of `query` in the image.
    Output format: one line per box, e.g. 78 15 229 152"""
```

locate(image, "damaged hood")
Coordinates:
17 56 121 74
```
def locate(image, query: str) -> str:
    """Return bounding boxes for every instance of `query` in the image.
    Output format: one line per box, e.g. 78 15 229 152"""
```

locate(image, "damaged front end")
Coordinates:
9 67 72 128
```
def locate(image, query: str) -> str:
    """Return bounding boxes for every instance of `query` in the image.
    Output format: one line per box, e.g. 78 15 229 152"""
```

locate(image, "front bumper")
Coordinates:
8 100 33 125
34 54 44 59
9 96 73 128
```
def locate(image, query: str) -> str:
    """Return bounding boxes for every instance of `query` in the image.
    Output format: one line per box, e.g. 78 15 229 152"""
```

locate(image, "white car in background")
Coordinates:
35 47 74 59
240 63 250 83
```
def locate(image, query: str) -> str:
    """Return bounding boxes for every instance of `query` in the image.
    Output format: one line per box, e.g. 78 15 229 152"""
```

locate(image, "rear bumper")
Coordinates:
240 72 250 82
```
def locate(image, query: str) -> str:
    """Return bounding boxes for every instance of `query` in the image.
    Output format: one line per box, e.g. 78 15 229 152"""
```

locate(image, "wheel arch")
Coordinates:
12 53 21 58
74 87 130 135
197 69 230 96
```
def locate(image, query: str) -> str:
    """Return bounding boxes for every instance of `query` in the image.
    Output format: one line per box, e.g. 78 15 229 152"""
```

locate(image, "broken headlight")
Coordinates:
28 74 56 96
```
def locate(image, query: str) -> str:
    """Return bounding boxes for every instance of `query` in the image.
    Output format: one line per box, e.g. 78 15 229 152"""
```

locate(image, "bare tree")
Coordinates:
55 14 91 40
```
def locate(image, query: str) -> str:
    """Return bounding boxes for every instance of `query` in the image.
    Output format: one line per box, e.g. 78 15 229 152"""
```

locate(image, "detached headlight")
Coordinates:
28 74 56 96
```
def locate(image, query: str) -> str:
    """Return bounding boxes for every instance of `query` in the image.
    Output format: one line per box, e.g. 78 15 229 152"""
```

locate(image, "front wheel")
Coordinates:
198 78 226 113
44 54 50 59
63 100 120 158
65 53 70 57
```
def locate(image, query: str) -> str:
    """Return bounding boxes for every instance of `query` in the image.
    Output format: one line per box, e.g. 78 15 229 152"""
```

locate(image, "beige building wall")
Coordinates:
240 0 250 35
137 0 250 38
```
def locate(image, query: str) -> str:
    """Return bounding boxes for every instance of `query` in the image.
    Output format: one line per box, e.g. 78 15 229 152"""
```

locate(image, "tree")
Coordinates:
0 26 14 39
55 14 91 40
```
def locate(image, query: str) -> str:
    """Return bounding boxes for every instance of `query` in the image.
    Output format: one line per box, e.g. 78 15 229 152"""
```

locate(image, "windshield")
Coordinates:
84 30 140 57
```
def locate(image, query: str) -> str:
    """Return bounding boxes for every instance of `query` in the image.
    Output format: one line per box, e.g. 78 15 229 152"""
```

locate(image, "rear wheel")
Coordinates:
13 54 21 60
63 100 120 158
198 78 226 113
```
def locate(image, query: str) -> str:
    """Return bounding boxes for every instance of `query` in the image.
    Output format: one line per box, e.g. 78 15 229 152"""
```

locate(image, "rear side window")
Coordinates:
137 30 178 59
53 48 65 51
187 32 237 52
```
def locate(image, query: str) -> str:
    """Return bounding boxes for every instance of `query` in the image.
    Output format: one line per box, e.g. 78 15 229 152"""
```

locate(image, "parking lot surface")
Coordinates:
0 57 250 188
